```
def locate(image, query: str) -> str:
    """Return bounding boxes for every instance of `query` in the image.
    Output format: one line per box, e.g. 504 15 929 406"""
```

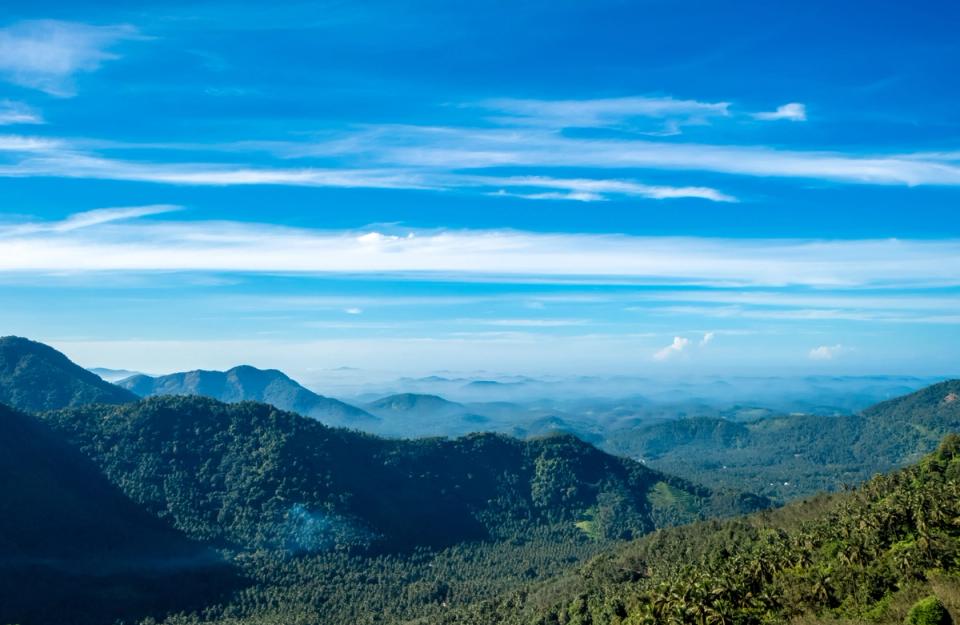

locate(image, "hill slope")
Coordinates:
118 365 378 427
606 379 960 500
444 434 960 625
0 402 236 625
0 336 136 412
366 392 466 415
40 395 767 554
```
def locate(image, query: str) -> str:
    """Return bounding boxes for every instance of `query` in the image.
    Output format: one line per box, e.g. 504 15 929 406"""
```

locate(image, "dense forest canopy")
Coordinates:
40 395 766 553
0 336 137 412
0 338 958 625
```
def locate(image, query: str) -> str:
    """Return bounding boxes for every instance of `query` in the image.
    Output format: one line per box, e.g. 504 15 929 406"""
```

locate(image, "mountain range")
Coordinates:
607 379 960 500
2 336 959 625
0 337 767 624
40 394 766 552
118 365 379 427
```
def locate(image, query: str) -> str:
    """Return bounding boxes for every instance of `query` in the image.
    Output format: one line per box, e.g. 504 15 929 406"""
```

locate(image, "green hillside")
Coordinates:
442 434 960 625
40 395 767 554
0 335 136 412
0 402 236 625
606 379 960 500
118 365 378 427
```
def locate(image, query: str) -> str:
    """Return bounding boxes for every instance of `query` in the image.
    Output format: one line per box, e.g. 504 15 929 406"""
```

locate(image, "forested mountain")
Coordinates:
444 434 960 625
0 402 236 625
606 379 960 500
118 365 378 427
366 392 466 416
0 335 136 412
40 395 767 554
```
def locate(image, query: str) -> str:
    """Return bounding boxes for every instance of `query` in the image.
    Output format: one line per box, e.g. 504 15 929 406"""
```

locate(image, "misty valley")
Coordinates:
3 3 960 624
2 336 960 625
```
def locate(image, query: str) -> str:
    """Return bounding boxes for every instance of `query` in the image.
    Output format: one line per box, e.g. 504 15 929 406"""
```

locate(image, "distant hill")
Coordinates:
40 395 768 554
118 365 378 427
364 392 491 437
0 336 137 412
367 392 465 415
447 435 960 625
0 402 236 625
605 379 960 500
88 366 142 382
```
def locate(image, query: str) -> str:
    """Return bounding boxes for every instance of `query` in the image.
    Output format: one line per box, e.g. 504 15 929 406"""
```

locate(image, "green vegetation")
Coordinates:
118 365 378 427
23 393 760 624
441 434 960 625
40 395 765 553
0 402 236 625
0 335 136 412
907 596 952 625
606 380 960 500
4 338 959 625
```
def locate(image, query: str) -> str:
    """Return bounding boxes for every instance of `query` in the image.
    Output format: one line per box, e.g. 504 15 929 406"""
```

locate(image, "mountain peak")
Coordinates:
367 392 463 412
0 336 137 412
117 364 377 426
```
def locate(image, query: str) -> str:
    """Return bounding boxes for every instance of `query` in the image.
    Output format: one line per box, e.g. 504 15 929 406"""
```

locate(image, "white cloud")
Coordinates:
344 307 363 315
654 336 691 360
476 95 730 131
808 344 849 360
753 103 807 122
3 204 181 235
0 135 61 151
0 20 143 96
349 125 960 186
0 143 735 202
0 100 43 125
700 331 715 346
480 176 736 202
1 215 959 289
6 105 960 193
47 204 181 232
464 318 590 327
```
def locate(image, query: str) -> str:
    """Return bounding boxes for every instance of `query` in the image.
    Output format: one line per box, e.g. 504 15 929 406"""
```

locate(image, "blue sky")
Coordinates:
1 0 959 381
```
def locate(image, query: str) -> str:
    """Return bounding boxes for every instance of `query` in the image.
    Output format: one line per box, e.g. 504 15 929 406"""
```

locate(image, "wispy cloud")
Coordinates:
654 335 690 360
475 95 730 133
3 204 181 235
480 175 736 202
0 20 144 96
46 204 182 232
3 89 960 196
461 318 591 327
339 125 960 186
809 344 849 360
0 100 43 125
753 102 807 122
4 212 958 289
0 140 735 202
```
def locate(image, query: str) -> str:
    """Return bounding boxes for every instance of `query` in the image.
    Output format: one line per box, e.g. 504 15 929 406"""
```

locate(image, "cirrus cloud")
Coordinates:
0 20 144 96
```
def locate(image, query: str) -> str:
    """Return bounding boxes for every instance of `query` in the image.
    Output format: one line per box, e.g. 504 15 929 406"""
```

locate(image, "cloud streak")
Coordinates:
2 204 182 236
2 212 959 289
0 101 43 125
0 140 735 202
0 20 144 96
475 95 731 132
341 125 960 186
